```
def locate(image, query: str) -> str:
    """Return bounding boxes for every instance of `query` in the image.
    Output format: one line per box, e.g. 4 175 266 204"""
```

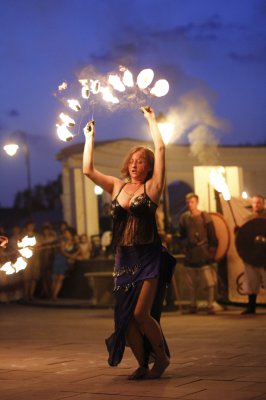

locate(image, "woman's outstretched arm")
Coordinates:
141 107 165 203
83 120 121 195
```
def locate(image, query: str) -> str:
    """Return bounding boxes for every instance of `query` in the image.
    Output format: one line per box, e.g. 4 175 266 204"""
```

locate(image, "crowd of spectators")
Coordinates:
0 221 93 303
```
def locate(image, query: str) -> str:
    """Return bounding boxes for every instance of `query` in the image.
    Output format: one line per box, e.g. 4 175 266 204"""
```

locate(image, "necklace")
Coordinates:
123 183 142 198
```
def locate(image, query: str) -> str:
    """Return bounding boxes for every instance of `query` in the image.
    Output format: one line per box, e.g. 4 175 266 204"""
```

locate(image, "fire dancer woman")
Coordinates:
83 107 176 380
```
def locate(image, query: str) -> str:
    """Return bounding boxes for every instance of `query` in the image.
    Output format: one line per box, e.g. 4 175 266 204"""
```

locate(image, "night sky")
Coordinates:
1 0 266 207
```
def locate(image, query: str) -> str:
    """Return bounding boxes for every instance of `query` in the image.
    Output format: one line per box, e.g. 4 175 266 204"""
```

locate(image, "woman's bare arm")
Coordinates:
83 120 121 195
141 107 165 203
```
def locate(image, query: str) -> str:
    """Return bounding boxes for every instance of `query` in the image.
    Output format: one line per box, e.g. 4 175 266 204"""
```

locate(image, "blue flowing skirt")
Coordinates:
105 242 176 367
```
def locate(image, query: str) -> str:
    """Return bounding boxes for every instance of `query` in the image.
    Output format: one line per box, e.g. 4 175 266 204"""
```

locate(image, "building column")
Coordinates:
84 177 99 237
73 168 86 235
62 163 73 226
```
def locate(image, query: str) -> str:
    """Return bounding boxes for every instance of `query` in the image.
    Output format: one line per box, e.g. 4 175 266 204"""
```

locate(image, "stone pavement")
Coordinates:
0 303 266 400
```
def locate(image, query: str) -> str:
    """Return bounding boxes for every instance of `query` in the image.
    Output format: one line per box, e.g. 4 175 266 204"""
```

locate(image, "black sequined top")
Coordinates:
111 183 160 248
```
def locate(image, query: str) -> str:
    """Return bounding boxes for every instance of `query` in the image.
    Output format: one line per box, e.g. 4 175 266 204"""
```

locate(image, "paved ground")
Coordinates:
0 303 266 400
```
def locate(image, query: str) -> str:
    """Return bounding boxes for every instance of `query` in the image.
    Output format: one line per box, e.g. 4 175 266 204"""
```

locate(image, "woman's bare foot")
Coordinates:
128 366 149 380
146 356 169 379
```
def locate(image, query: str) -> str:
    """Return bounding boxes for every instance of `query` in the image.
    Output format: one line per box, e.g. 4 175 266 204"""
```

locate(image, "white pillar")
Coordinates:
73 168 86 235
84 177 100 237
62 163 73 225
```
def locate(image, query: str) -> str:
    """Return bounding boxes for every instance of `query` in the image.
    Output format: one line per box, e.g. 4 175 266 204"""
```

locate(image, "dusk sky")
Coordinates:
0 0 266 207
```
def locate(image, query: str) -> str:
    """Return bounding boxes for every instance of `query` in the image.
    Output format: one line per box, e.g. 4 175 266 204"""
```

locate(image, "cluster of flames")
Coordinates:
56 67 170 142
0 236 36 276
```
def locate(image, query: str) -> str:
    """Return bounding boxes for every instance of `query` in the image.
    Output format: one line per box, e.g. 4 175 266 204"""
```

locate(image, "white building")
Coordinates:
56 139 266 236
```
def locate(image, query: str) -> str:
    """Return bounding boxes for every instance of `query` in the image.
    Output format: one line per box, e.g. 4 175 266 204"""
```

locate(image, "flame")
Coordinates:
137 68 154 89
122 69 134 87
242 191 248 199
101 87 119 104
90 79 100 94
17 236 36 248
79 79 90 98
13 257 27 273
150 79 169 97
67 99 81 111
59 113 75 127
81 85 90 99
56 124 74 142
58 82 67 91
209 167 231 201
158 122 174 145
108 74 125 92
79 79 88 86
18 247 33 259
0 261 15 275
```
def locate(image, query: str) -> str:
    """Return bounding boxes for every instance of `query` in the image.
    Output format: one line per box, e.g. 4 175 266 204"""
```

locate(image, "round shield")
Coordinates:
235 217 266 267
210 212 230 261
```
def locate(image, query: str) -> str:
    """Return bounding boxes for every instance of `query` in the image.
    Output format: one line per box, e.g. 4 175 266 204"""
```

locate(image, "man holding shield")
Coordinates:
179 193 218 314
236 195 266 315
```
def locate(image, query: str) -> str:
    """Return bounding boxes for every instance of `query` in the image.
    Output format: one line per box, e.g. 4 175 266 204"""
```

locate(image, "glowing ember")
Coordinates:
209 168 231 201
0 261 15 275
90 79 100 94
101 87 119 104
13 257 27 273
150 79 169 97
137 68 154 89
59 113 75 127
56 124 74 142
58 82 67 91
122 69 134 87
108 74 125 92
67 99 81 111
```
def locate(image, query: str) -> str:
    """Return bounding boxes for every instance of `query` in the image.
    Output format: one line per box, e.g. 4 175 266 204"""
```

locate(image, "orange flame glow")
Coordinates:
67 99 81 111
209 167 231 201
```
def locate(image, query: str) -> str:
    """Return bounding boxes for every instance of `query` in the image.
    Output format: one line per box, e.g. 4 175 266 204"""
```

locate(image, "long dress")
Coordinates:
105 183 176 367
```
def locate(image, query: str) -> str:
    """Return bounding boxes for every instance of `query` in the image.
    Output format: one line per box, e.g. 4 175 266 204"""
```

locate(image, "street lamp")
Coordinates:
3 131 33 217
156 112 174 233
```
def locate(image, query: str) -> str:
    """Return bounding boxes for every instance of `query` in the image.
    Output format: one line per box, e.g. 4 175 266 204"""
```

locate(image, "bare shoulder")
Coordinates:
112 178 125 199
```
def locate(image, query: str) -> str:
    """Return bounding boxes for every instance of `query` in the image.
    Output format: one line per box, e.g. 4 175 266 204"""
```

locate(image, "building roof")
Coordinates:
56 137 266 161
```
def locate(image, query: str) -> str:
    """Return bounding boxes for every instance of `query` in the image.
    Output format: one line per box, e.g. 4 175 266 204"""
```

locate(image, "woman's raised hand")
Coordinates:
140 106 155 121
83 120 95 138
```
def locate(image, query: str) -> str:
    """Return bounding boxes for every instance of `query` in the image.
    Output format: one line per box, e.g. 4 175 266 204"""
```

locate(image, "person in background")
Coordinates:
179 193 218 315
75 233 91 261
22 221 42 301
51 228 79 300
236 195 266 315
7 226 21 256
40 224 57 298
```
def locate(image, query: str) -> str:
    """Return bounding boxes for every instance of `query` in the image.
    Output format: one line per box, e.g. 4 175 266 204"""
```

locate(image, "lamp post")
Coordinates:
156 112 174 234
3 131 33 217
